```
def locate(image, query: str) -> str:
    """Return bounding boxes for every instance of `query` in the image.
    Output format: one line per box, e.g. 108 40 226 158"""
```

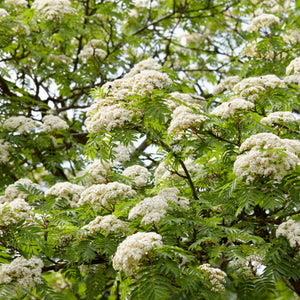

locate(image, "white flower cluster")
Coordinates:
284 74 300 86
112 232 163 275
5 0 27 7
231 254 264 276
168 105 208 136
0 8 9 17
260 111 297 126
3 116 36 134
247 13 280 32
0 256 43 289
250 0 292 14
128 187 189 225
154 158 202 183
81 215 129 235
0 139 10 164
45 182 85 207
32 0 76 20
233 75 285 101
40 115 69 132
124 58 162 78
122 165 151 187
85 103 134 133
212 76 240 95
233 133 300 183
0 198 33 226
0 178 40 203
78 159 111 186
198 264 227 292
85 59 171 133
166 92 204 111
276 219 300 249
78 40 106 60
78 182 136 210
282 30 300 44
286 57 300 75
211 98 255 119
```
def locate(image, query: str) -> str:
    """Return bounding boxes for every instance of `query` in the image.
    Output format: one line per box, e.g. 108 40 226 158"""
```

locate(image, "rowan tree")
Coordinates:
0 0 299 299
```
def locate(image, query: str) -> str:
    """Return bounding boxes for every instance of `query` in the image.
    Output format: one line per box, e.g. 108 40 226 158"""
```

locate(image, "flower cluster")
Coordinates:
0 256 43 289
247 13 280 32
286 57 300 75
112 232 163 275
276 219 300 248
0 198 33 226
212 76 240 95
128 187 189 225
48 54 73 65
40 115 69 132
260 111 297 126
233 133 300 183
78 40 106 60
5 0 27 7
232 75 285 101
3 116 36 134
122 165 151 187
231 254 264 277
0 139 10 164
0 8 9 18
85 103 134 133
81 215 129 235
78 182 136 210
0 178 40 203
45 182 85 207
211 98 254 119
85 59 172 133
78 159 111 185
168 105 208 136
198 264 227 292
32 0 76 20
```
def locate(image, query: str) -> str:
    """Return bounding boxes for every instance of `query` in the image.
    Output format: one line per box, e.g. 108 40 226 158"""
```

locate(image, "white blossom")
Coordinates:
276 220 300 249
199 264 227 292
0 198 33 226
78 40 106 60
168 105 208 136
5 0 27 7
284 74 300 86
0 178 40 203
247 13 280 32
0 9 9 18
286 57 300 75
124 58 162 78
122 165 151 187
234 133 300 183
211 98 255 119
45 182 85 207
212 76 240 95
85 103 133 133
78 159 112 186
132 70 172 94
81 215 129 235
32 0 76 20
78 182 136 210
3 116 36 134
260 111 297 126
233 75 285 100
0 140 10 164
40 115 69 132
0 256 43 289
112 232 163 275
128 187 189 225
